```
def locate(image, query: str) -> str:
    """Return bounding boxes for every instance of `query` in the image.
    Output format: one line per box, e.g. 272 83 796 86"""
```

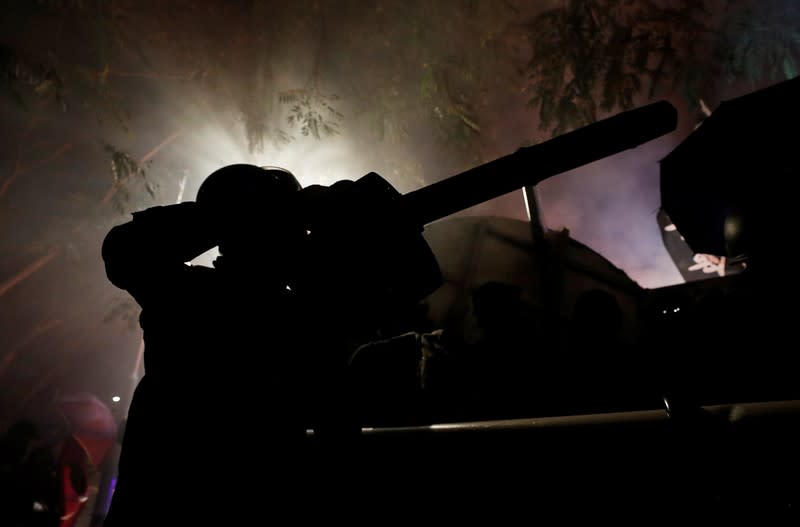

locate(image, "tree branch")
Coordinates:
0 143 75 199
100 129 184 206
0 247 59 298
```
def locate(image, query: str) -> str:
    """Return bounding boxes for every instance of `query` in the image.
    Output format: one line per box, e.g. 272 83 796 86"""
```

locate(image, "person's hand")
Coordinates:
294 174 441 318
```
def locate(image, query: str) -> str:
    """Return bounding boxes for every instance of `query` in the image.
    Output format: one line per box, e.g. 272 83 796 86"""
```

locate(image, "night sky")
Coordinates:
0 0 790 419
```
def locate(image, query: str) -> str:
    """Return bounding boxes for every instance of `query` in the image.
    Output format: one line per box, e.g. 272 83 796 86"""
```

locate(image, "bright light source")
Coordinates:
176 124 368 269
674 307 680 312
112 396 121 403
187 123 366 194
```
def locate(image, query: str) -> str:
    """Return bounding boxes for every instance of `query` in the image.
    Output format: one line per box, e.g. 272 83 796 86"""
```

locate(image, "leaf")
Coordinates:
526 0 717 134
279 88 343 139
273 129 294 146
279 90 300 103
783 56 797 80
457 112 480 132
420 70 437 101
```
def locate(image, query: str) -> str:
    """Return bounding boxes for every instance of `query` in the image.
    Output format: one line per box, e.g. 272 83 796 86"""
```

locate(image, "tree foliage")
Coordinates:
717 0 800 83
1 0 797 251
526 0 800 134
1 0 524 207
104 143 154 213
280 89 342 140
0 44 67 112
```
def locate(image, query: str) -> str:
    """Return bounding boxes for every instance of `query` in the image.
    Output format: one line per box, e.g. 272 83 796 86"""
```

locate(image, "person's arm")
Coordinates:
295 179 442 324
102 202 218 306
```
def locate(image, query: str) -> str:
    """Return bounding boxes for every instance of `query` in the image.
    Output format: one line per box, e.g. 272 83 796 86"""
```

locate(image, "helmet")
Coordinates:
196 164 302 214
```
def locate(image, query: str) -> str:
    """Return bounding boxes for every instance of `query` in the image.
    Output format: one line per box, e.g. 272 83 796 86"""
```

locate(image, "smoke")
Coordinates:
536 133 685 289
4 0 765 416
160 103 374 266
167 120 370 198
449 79 687 289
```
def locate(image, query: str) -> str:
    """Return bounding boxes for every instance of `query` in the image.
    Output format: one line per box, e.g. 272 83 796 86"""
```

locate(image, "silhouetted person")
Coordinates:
350 281 542 424
348 330 428 426
348 305 468 425
468 281 538 418
101 164 441 525
568 289 624 348
102 165 323 525
0 420 59 527
56 434 90 527
564 289 637 413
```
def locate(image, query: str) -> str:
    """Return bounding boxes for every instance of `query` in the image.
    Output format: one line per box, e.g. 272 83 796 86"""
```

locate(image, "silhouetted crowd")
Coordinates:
0 420 60 527
6 162 789 525
349 282 663 427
